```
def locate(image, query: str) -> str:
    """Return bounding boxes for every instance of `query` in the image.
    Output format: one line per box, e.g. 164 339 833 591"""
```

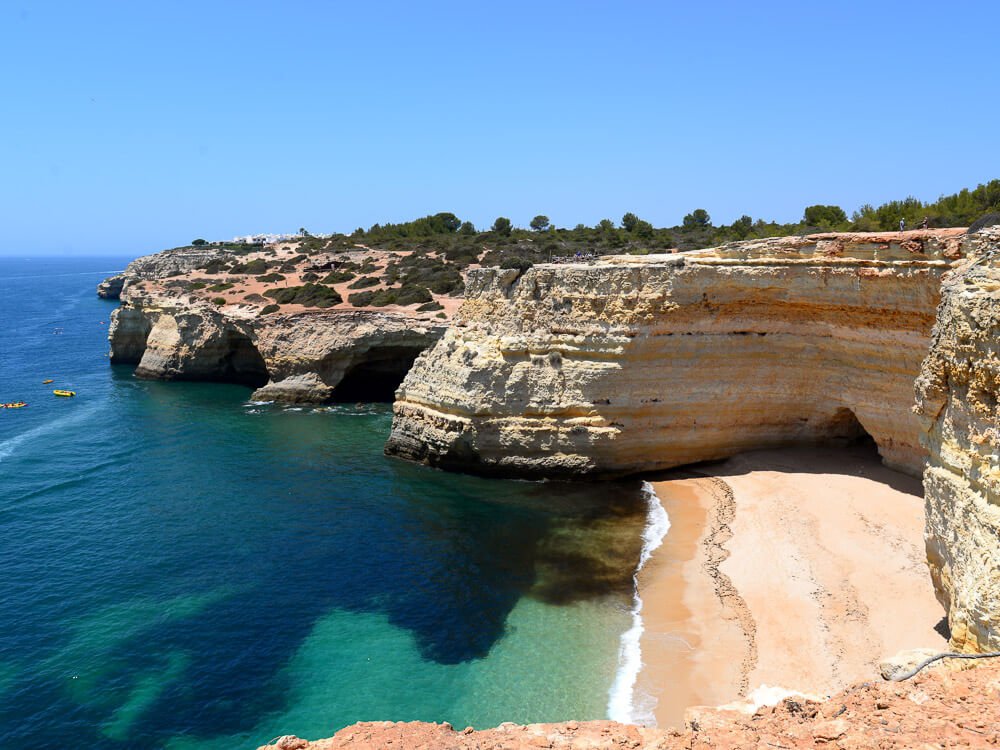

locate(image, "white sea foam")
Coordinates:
607 480 671 725
0 404 99 463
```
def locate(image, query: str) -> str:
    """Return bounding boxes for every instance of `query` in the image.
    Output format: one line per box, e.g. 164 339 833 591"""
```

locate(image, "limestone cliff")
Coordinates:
96 274 126 299
915 226 1000 652
106 244 448 402
110 291 444 401
387 230 966 478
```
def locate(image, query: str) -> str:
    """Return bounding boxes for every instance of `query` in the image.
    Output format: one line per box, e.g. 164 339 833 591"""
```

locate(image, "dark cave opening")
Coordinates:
826 407 879 454
331 348 424 403
221 333 269 388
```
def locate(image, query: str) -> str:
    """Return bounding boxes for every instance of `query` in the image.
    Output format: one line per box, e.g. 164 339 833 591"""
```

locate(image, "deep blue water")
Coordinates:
0 257 645 749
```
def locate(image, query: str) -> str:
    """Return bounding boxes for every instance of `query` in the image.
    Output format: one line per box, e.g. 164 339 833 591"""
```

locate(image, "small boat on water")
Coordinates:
1 402 27 409
42 379 53 384
53 390 76 398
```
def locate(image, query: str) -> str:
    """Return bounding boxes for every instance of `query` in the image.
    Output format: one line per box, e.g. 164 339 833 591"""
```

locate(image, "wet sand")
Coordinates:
636 444 948 728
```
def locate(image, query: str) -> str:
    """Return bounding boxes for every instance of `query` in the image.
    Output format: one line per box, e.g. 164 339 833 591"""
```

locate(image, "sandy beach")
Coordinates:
636 443 948 728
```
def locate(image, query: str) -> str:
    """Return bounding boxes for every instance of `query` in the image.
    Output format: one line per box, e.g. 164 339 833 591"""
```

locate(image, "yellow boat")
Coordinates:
42 379 53 384
53 390 76 398
1 402 27 409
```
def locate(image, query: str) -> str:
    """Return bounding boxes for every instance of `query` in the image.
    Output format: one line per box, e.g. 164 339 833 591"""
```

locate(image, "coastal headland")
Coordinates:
101 225 1000 746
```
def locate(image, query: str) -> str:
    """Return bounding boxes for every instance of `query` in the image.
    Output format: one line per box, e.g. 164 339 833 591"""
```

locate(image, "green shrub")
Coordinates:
417 300 444 311
231 258 269 275
189 281 206 290
260 303 280 315
349 284 431 307
500 256 533 271
208 282 234 292
201 259 229 274
255 272 286 283
321 270 356 284
263 283 342 308
395 284 432 306
347 290 375 307
301 271 320 282
212 297 226 306
348 275 380 289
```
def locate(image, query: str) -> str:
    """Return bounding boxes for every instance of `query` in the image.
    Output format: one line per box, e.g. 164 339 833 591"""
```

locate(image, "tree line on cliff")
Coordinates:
340 178 1000 257
188 179 1000 272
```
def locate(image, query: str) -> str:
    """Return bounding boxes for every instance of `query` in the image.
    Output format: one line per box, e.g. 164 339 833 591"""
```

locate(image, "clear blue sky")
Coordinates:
3 1 999 255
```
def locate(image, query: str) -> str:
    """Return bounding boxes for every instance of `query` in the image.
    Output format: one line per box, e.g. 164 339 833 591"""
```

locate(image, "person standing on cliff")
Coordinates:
900 218 906 231
920 216 929 229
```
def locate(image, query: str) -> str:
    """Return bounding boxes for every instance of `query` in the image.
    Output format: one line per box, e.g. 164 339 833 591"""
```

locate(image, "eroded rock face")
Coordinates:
387 231 966 478
121 246 228 279
251 311 445 402
120 302 268 387
96 274 126 299
103 243 456 400
108 281 444 401
915 226 1000 652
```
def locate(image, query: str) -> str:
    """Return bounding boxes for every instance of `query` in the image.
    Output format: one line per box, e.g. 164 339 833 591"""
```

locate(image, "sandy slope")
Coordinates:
638 444 947 727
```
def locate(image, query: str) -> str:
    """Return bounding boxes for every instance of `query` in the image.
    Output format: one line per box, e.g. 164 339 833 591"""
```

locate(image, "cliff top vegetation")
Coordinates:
199 178 999 265
141 179 998 314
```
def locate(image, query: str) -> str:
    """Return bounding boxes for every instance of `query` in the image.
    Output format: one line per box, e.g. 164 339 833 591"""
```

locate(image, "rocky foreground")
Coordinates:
260 658 1000 750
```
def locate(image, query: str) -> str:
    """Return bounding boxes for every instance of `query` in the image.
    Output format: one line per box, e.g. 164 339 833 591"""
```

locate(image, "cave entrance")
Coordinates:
331 347 424 403
221 332 269 388
826 407 878 455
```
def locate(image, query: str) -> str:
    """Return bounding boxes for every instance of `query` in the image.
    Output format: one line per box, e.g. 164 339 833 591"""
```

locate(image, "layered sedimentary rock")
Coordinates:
109 286 444 403
387 231 966 478
96 274 126 299
915 226 1000 652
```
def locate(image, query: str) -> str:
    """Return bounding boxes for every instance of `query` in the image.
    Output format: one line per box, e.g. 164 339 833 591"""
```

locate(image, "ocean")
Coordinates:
0 256 657 748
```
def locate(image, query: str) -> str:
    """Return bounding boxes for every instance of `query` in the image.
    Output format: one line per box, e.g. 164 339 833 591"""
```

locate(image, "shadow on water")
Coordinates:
370 467 648 664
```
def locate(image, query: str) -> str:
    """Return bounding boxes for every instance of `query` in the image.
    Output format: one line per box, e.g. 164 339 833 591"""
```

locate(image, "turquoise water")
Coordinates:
0 257 646 748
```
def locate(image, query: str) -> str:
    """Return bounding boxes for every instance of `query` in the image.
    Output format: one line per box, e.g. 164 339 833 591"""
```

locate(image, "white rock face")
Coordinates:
387 231 967 478
915 226 1000 652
